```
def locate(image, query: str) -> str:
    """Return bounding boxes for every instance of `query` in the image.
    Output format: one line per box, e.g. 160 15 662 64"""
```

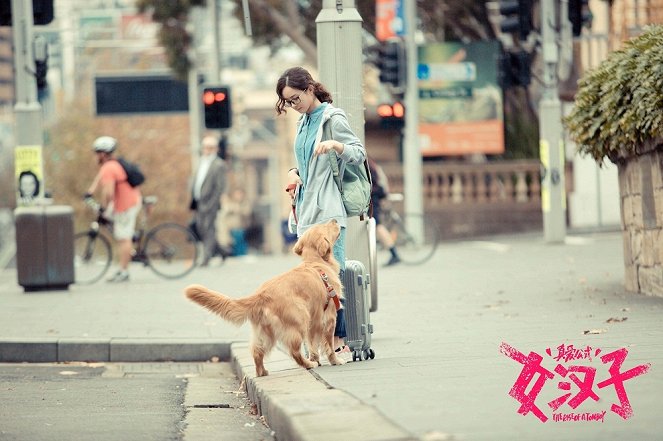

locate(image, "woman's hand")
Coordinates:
285 169 302 201
314 140 343 156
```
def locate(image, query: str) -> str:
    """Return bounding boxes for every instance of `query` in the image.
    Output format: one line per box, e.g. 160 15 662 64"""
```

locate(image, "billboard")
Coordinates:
417 41 504 157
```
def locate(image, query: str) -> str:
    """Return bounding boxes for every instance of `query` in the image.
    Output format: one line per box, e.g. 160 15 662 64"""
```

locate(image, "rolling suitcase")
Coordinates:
345 216 378 312
342 259 375 362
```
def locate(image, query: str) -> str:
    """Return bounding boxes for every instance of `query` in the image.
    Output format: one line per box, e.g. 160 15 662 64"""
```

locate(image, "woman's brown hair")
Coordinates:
275 67 333 115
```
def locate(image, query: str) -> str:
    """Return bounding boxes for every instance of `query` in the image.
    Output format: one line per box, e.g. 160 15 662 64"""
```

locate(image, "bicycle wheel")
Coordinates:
73 230 112 284
390 213 439 265
144 223 198 279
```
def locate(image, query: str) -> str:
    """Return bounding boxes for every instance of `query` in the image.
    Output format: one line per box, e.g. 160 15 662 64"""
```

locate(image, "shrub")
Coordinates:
564 25 663 165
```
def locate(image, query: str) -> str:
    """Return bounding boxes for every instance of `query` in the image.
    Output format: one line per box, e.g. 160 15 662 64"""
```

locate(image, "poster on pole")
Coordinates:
417 41 504 157
376 0 405 41
15 146 44 206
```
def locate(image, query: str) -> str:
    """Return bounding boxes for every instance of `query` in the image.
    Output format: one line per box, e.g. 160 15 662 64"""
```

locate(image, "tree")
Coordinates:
136 0 206 81
136 0 537 159
229 0 494 59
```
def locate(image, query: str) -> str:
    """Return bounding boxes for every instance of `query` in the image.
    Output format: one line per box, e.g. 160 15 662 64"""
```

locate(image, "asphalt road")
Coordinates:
0 362 275 441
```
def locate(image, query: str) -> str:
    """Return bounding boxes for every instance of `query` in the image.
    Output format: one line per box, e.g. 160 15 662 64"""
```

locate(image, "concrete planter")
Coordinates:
617 138 663 296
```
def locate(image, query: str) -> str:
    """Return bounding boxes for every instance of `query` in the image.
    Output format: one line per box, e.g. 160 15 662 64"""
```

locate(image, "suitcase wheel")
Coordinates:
352 348 375 362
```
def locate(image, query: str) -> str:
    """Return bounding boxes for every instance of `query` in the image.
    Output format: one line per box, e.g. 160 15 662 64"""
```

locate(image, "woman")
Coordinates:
276 66 366 355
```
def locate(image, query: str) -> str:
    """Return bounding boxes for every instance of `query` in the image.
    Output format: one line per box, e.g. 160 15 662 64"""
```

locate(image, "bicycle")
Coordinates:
378 193 439 265
73 196 198 284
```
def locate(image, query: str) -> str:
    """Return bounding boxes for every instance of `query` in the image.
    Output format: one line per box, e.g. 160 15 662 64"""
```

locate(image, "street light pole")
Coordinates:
539 0 567 243
12 0 44 206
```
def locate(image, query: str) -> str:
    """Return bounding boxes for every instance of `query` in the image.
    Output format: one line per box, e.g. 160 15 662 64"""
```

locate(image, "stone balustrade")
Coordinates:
381 160 542 206
378 160 547 238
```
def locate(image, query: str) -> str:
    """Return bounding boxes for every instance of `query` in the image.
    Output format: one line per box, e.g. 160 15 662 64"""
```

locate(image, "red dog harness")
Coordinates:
319 270 341 311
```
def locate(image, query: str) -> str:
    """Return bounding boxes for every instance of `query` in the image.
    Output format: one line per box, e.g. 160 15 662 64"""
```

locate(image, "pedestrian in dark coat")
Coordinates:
191 134 227 266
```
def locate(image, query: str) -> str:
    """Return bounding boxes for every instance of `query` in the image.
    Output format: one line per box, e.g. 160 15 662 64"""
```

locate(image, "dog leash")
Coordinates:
285 183 298 224
319 270 341 311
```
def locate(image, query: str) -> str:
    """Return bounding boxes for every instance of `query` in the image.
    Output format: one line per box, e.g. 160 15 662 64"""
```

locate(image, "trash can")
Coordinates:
15 205 74 291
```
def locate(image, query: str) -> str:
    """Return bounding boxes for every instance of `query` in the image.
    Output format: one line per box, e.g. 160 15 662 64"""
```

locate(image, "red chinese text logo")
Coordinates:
500 342 651 423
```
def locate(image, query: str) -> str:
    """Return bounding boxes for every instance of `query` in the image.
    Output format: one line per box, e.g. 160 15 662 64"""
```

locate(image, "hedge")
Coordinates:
564 25 663 165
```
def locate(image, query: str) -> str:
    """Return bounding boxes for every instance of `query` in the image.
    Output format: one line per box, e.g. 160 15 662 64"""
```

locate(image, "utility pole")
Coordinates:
315 0 367 265
403 0 423 240
209 0 221 84
12 0 44 206
539 0 567 242
315 0 364 143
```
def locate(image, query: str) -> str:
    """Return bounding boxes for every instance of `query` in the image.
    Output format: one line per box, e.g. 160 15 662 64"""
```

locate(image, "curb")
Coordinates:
0 338 231 363
229 342 418 441
0 338 418 440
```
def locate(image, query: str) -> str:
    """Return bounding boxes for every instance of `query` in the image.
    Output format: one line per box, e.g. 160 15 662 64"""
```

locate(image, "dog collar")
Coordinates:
319 270 340 311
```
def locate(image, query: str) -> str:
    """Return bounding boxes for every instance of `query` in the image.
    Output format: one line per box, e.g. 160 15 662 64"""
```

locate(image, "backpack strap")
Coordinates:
324 116 344 195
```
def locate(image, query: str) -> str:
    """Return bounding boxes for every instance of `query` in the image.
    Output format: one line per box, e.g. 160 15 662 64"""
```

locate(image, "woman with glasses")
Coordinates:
276 66 366 358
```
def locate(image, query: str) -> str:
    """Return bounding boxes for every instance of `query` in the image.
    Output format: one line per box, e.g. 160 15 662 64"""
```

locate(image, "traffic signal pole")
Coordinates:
403 0 424 242
539 0 567 242
12 0 44 206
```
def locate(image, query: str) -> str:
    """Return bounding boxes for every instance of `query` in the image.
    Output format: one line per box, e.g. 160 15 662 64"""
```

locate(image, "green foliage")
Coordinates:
136 0 206 80
564 25 663 165
228 0 493 54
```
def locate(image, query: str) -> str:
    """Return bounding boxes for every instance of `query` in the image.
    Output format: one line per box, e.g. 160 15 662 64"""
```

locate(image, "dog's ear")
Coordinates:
318 238 332 261
293 237 303 256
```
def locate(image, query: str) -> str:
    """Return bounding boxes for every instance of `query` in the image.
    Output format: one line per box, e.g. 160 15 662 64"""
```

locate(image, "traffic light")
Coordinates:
377 102 404 129
498 0 533 41
34 35 48 91
568 0 592 37
203 86 232 129
498 49 531 89
376 39 406 88
0 0 54 26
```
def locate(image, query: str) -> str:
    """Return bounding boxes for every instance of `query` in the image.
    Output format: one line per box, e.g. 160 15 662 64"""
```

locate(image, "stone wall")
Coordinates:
618 140 663 296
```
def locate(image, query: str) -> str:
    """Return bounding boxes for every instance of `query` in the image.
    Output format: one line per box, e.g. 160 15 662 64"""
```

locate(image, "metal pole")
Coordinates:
540 0 566 242
315 0 364 143
12 0 44 206
403 0 423 240
209 0 221 83
188 6 205 173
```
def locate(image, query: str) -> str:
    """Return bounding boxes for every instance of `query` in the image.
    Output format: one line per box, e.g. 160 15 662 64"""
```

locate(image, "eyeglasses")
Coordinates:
284 90 306 107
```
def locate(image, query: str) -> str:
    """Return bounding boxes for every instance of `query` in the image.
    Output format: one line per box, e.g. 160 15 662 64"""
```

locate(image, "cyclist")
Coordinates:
368 158 401 267
84 136 142 282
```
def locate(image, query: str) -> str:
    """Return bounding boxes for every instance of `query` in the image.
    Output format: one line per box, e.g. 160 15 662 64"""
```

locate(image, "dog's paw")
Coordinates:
329 355 346 366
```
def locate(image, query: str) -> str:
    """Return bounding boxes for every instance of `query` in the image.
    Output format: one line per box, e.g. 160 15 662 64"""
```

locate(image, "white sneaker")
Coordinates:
107 271 129 283
335 345 353 363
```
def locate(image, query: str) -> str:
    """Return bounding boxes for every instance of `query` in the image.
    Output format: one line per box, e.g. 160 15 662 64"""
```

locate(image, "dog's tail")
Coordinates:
184 284 251 326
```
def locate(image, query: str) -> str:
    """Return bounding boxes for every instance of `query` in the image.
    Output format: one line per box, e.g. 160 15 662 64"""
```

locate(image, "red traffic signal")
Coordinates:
377 102 404 129
203 86 231 129
203 89 227 105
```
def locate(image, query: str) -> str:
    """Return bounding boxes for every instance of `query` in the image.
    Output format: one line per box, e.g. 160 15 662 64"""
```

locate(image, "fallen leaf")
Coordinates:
583 329 607 335
606 317 628 323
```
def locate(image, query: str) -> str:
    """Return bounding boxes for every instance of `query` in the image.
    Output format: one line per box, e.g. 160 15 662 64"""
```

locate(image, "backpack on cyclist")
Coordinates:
324 117 372 218
116 157 145 187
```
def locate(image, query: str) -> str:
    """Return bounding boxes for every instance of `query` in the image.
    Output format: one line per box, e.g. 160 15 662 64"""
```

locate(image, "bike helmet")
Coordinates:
92 136 118 153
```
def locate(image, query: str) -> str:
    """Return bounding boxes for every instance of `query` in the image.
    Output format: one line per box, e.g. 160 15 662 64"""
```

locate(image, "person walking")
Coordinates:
367 158 401 266
276 66 367 356
190 134 228 266
85 136 142 283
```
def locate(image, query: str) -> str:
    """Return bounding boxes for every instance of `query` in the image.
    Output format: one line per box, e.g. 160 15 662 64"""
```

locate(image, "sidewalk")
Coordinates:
1 230 662 440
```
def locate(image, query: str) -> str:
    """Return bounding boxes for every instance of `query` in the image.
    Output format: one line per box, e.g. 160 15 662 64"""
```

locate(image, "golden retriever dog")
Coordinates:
184 220 345 377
